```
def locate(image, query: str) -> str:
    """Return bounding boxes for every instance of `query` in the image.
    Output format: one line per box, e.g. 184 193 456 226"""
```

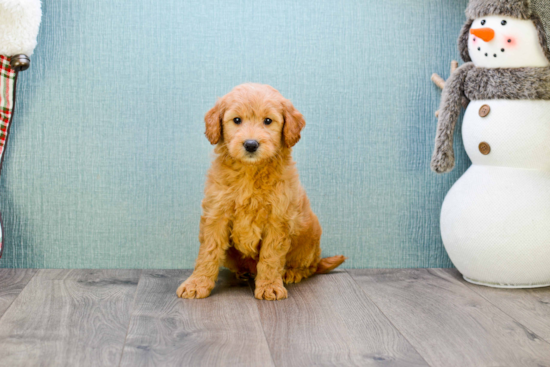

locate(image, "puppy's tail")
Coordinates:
316 255 347 274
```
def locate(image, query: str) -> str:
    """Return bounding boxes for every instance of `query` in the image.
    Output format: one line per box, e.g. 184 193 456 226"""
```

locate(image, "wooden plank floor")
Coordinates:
0 269 36 318
120 270 273 367
350 269 550 367
0 269 548 367
253 271 427 367
0 270 141 367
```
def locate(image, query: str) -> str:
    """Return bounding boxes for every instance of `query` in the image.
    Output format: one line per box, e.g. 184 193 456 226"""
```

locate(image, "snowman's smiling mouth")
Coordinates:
474 40 506 58
477 50 504 58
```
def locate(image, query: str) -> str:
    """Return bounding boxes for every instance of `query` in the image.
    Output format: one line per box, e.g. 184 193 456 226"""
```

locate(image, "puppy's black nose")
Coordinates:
243 140 259 153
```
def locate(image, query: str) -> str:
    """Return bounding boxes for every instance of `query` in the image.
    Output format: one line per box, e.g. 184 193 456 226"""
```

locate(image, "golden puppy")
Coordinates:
177 83 345 300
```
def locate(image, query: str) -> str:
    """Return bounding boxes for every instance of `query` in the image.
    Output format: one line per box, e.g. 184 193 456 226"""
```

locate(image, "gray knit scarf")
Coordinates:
431 63 550 173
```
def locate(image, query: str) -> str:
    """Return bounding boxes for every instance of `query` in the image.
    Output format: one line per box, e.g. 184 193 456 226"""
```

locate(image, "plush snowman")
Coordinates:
0 0 41 258
432 0 550 288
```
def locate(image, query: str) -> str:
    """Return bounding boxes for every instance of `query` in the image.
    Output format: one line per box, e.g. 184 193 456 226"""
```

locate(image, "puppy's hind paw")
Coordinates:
254 281 288 301
283 269 305 284
176 276 215 299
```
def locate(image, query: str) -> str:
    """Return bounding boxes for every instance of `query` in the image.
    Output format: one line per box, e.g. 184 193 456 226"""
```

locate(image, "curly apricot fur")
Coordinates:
177 84 345 301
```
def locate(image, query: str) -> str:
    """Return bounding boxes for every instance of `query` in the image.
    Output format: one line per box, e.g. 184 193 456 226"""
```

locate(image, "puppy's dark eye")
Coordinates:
264 118 272 125
501 20 507 26
481 19 486 25
233 117 242 125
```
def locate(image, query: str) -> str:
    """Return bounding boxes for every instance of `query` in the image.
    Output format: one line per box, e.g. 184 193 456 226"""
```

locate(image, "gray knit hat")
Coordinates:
466 0 532 19
533 0 550 46
459 0 550 63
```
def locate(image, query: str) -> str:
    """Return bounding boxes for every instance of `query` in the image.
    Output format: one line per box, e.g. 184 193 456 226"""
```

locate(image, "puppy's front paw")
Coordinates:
176 276 215 299
254 280 288 301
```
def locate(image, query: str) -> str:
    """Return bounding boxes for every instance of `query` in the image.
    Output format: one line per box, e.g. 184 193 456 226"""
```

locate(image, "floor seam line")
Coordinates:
0 269 38 323
247 279 278 367
116 269 143 367
439 269 550 346
345 269 433 367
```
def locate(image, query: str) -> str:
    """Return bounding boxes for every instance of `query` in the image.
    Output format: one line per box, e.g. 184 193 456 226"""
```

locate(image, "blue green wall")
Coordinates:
0 0 471 269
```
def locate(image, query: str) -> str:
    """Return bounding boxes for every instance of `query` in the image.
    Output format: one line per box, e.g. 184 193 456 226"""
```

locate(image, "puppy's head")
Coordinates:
205 83 305 164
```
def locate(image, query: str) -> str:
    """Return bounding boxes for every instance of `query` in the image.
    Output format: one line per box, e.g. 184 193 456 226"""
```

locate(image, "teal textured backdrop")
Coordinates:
1 0 471 269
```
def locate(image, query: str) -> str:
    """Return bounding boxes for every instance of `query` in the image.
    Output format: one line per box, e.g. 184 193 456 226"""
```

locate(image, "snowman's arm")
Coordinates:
431 62 475 174
431 61 459 90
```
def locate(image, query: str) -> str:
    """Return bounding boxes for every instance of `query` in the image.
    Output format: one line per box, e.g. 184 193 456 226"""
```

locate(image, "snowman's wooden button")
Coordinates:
479 142 491 155
479 105 491 117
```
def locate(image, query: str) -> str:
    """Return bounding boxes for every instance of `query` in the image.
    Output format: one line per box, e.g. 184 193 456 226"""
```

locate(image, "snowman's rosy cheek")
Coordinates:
504 36 517 47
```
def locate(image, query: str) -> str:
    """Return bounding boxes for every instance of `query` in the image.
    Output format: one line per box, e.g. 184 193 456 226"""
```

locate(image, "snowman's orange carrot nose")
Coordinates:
470 28 495 42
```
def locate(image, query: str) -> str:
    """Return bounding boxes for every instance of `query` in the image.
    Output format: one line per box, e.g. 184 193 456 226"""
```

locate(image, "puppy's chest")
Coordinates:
228 186 272 256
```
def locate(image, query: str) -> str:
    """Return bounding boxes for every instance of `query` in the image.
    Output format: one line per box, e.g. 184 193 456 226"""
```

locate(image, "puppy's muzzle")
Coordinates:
244 140 260 153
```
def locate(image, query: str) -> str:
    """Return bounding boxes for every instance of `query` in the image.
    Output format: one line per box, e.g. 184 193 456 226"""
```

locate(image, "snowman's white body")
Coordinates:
441 100 550 287
439 14 550 288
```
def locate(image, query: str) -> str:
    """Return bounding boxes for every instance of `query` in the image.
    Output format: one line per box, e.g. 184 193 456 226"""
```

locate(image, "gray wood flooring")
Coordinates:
0 268 549 367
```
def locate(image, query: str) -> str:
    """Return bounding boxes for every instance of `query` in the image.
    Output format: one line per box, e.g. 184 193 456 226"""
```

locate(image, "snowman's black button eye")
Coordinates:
263 118 272 125
233 117 242 125
481 20 486 25
501 20 507 26
508 39 512 43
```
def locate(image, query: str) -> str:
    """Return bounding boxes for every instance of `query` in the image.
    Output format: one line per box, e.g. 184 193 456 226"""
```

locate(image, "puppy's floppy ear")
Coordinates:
282 99 306 148
204 99 224 145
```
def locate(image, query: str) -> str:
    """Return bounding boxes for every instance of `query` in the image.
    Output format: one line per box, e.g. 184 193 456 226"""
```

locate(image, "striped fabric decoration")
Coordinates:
0 55 16 258
0 55 15 161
